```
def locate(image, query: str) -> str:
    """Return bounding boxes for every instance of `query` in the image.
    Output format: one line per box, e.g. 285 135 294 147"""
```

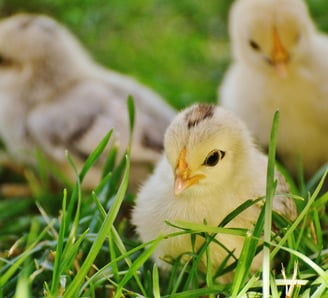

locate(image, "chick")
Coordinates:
132 103 296 283
219 0 328 179
0 13 176 189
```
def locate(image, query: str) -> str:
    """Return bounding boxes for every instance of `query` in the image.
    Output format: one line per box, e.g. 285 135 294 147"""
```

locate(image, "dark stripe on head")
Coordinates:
185 104 215 129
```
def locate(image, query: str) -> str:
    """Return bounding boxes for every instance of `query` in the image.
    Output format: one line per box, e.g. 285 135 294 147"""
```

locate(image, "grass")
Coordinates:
0 0 328 297
0 105 327 297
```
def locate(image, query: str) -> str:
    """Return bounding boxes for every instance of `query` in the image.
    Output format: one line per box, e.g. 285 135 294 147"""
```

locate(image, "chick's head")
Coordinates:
164 104 254 198
230 0 315 77
0 13 93 101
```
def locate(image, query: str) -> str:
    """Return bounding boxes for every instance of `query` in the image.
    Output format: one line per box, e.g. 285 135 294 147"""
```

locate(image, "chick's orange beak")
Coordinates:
174 147 205 196
271 27 289 78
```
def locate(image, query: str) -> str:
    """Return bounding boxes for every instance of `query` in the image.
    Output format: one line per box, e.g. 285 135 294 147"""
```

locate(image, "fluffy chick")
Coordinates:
132 103 296 283
0 13 176 189
219 0 328 178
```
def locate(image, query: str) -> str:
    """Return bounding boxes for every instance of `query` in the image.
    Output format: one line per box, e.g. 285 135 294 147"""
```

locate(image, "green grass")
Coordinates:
0 108 327 296
0 1 328 297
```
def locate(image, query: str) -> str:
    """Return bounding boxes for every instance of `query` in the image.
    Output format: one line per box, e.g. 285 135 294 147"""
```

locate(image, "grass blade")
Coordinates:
127 95 135 136
50 189 67 294
79 130 113 182
152 264 161 298
263 110 280 296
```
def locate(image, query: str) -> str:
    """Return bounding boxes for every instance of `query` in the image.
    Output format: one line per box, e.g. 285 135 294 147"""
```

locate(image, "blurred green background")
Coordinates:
0 0 327 110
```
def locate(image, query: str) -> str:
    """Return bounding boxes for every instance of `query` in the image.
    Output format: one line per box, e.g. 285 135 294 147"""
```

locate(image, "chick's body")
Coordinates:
0 13 175 188
219 0 328 178
132 104 296 282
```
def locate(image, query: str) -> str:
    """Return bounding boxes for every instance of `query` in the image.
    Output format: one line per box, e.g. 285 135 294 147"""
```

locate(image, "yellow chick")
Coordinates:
132 103 296 283
219 0 328 179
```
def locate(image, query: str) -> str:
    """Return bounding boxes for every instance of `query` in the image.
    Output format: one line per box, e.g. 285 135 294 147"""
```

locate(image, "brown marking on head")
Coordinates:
185 104 215 129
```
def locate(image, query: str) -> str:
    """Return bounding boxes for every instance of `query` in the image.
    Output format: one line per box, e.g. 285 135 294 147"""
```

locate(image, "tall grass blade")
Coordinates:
127 95 135 136
263 110 280 297
50 189 67 295
152 264 161 298
79 130 113 182
231 206 265 295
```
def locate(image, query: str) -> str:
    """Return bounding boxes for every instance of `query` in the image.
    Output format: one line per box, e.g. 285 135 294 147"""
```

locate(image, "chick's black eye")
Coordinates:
249 39 260 51
203 150 225 167
0 54 11 67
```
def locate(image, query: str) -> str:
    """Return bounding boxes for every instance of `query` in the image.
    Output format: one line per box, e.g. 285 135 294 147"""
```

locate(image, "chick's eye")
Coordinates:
249 39 261 51
0 55 5 65
203 150 225 167
0 54 11 67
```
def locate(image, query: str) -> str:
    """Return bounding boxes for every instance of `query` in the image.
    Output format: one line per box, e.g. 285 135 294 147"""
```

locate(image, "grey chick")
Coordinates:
0 13 176 189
